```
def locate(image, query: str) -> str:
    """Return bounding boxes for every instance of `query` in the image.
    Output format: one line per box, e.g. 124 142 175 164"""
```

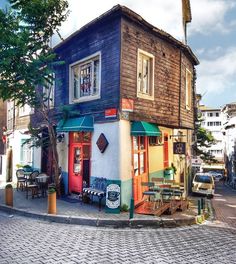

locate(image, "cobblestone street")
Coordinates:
0 210 236 264
211 182 236 229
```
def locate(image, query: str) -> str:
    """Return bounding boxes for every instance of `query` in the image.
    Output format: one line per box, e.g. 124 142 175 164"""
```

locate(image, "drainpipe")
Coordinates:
178 50 182 128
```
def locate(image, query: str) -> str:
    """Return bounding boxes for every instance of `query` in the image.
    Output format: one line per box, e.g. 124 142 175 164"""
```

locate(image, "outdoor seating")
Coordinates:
16 169 27 191
82 178 107 211
152 177 164 184
141 182 162 210
36 173 49 197
26 170 39 199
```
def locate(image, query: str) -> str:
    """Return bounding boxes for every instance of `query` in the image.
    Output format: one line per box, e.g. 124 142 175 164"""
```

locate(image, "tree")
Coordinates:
0 0 69 195
193 114 217 163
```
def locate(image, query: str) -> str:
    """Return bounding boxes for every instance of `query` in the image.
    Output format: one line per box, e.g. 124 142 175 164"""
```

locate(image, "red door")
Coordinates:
69 132 91 193
69 144 83 193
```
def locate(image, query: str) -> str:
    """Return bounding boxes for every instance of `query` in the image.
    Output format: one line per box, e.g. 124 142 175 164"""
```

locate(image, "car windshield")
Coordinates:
195 175 212 184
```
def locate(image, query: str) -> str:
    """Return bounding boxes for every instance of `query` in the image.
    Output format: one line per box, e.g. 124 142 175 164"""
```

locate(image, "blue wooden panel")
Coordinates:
54 17 121 122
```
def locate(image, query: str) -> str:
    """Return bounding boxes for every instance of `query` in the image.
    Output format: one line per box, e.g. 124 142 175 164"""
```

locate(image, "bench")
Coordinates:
82 177 107 211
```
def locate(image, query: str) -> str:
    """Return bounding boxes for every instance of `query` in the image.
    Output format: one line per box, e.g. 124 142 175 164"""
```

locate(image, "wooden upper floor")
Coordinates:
50 5 199 129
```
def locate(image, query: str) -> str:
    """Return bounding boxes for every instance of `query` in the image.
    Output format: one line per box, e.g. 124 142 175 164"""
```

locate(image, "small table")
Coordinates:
36 174 49 197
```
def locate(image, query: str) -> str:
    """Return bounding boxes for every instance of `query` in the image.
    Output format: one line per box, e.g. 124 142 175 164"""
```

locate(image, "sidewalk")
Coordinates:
0 182 206 228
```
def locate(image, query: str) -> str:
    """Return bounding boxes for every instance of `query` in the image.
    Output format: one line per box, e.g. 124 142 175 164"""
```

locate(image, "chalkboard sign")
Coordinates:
105 181 121 214
173 142 186 155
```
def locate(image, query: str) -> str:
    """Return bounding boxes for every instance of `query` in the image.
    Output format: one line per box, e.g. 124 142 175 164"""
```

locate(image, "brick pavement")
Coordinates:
0 184 200 227
0 211 235 264
211 182 236 229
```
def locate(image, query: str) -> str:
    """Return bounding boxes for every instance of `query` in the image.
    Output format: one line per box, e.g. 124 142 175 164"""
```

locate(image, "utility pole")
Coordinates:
182 0 192 45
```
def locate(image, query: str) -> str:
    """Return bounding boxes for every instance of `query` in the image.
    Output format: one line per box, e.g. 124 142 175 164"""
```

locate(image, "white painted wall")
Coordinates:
119 120 132 181
33 145 41 171
58 133 69 173
91 122 120 180
8 130 32 182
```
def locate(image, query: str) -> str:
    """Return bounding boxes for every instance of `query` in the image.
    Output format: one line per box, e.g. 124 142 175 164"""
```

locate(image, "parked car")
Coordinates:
208 171 223 182
192 173 215 198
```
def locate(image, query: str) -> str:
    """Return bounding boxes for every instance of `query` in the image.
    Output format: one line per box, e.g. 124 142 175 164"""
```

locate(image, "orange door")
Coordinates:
132 136 148 204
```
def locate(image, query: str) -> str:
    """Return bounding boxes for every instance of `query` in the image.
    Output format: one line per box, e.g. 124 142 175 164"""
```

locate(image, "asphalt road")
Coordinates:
0 210 236 264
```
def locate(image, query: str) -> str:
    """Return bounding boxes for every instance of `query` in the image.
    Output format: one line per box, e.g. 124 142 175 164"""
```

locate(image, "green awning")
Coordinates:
131 121 161 136
56 116 94 132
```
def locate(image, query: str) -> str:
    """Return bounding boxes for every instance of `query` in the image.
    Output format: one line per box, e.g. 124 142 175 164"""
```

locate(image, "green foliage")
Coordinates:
0 0 69 197
121 204 129 212
0 0 69 106
5 183 13 189
193 114 217 163
48 186 56 194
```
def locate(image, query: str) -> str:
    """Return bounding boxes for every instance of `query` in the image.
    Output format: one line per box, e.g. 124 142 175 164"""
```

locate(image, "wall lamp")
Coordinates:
57 133 65 143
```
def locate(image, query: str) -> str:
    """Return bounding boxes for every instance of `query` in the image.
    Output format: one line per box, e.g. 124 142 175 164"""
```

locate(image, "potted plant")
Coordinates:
164 166 174 180
5 183 13 207
48 186 57 214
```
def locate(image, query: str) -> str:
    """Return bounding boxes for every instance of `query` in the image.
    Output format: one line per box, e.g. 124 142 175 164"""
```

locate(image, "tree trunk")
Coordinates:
48 124 61 197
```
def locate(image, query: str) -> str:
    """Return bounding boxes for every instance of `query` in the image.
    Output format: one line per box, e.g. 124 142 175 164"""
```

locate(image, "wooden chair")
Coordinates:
16 169 27 191
152 177 164 185
141 182 162 210
26 170 40 199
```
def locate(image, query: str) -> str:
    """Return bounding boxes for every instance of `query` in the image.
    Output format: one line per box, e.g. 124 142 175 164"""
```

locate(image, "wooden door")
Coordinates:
69 132 91 193
132 136 148 204
163 133 169 168
69 144 83 193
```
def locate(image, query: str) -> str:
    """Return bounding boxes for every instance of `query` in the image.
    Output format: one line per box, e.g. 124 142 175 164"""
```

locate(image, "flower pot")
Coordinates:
48 192 56 214
5 185 13 207
164 168 174 180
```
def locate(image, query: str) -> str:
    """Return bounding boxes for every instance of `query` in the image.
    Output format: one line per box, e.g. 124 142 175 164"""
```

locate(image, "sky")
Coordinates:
1 0 236 109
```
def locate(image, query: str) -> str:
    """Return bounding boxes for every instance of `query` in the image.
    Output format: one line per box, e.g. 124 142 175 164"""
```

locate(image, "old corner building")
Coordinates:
5 5 199 211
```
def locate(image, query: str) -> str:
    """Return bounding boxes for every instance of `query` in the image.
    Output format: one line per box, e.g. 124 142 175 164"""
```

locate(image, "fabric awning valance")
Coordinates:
131 121 161 136
56 116 94 132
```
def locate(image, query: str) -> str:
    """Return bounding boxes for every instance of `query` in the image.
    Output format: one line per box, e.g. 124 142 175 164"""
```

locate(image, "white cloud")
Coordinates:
196 47 236 96
58 0 183 42
189 0 236 35
57 0 236 43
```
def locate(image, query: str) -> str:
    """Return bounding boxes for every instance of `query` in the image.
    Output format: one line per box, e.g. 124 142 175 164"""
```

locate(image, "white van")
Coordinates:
192 173 215 198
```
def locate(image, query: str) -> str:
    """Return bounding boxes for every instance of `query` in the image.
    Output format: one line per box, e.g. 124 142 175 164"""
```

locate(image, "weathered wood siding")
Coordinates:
120 17 195 129
54 17 121 122
0 100 6 154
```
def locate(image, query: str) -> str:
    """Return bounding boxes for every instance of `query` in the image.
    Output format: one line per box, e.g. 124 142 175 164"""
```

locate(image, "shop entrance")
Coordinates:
132 136 148 204
69 132 91 193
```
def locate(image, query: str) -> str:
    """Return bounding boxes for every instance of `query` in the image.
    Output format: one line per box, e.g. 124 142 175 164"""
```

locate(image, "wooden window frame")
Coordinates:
69 52 101 103
132 136 148 176
185 68 192 110
137 49 154 100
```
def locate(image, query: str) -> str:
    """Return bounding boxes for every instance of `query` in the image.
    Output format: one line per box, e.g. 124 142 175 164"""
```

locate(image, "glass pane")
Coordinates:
133 136 138 151
140 136 145 150
134 153 139 176
80 62 92 97
73 65 79 99
73 132 83 143
83 132 91 143
138 56 142 92
93 59 99 95
73 147 81 174
140 152 145 174
83 145 90 160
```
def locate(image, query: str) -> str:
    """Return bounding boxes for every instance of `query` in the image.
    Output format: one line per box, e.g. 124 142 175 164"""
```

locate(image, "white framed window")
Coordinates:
20 139 33 165
137 49 154 100
43 74 55 109
19 104 31 117
7 100 14 131
70 52 101 103
185 69 192 110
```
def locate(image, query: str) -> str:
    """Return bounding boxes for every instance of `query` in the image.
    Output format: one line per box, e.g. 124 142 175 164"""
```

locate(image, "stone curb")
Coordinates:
0 204 197 228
